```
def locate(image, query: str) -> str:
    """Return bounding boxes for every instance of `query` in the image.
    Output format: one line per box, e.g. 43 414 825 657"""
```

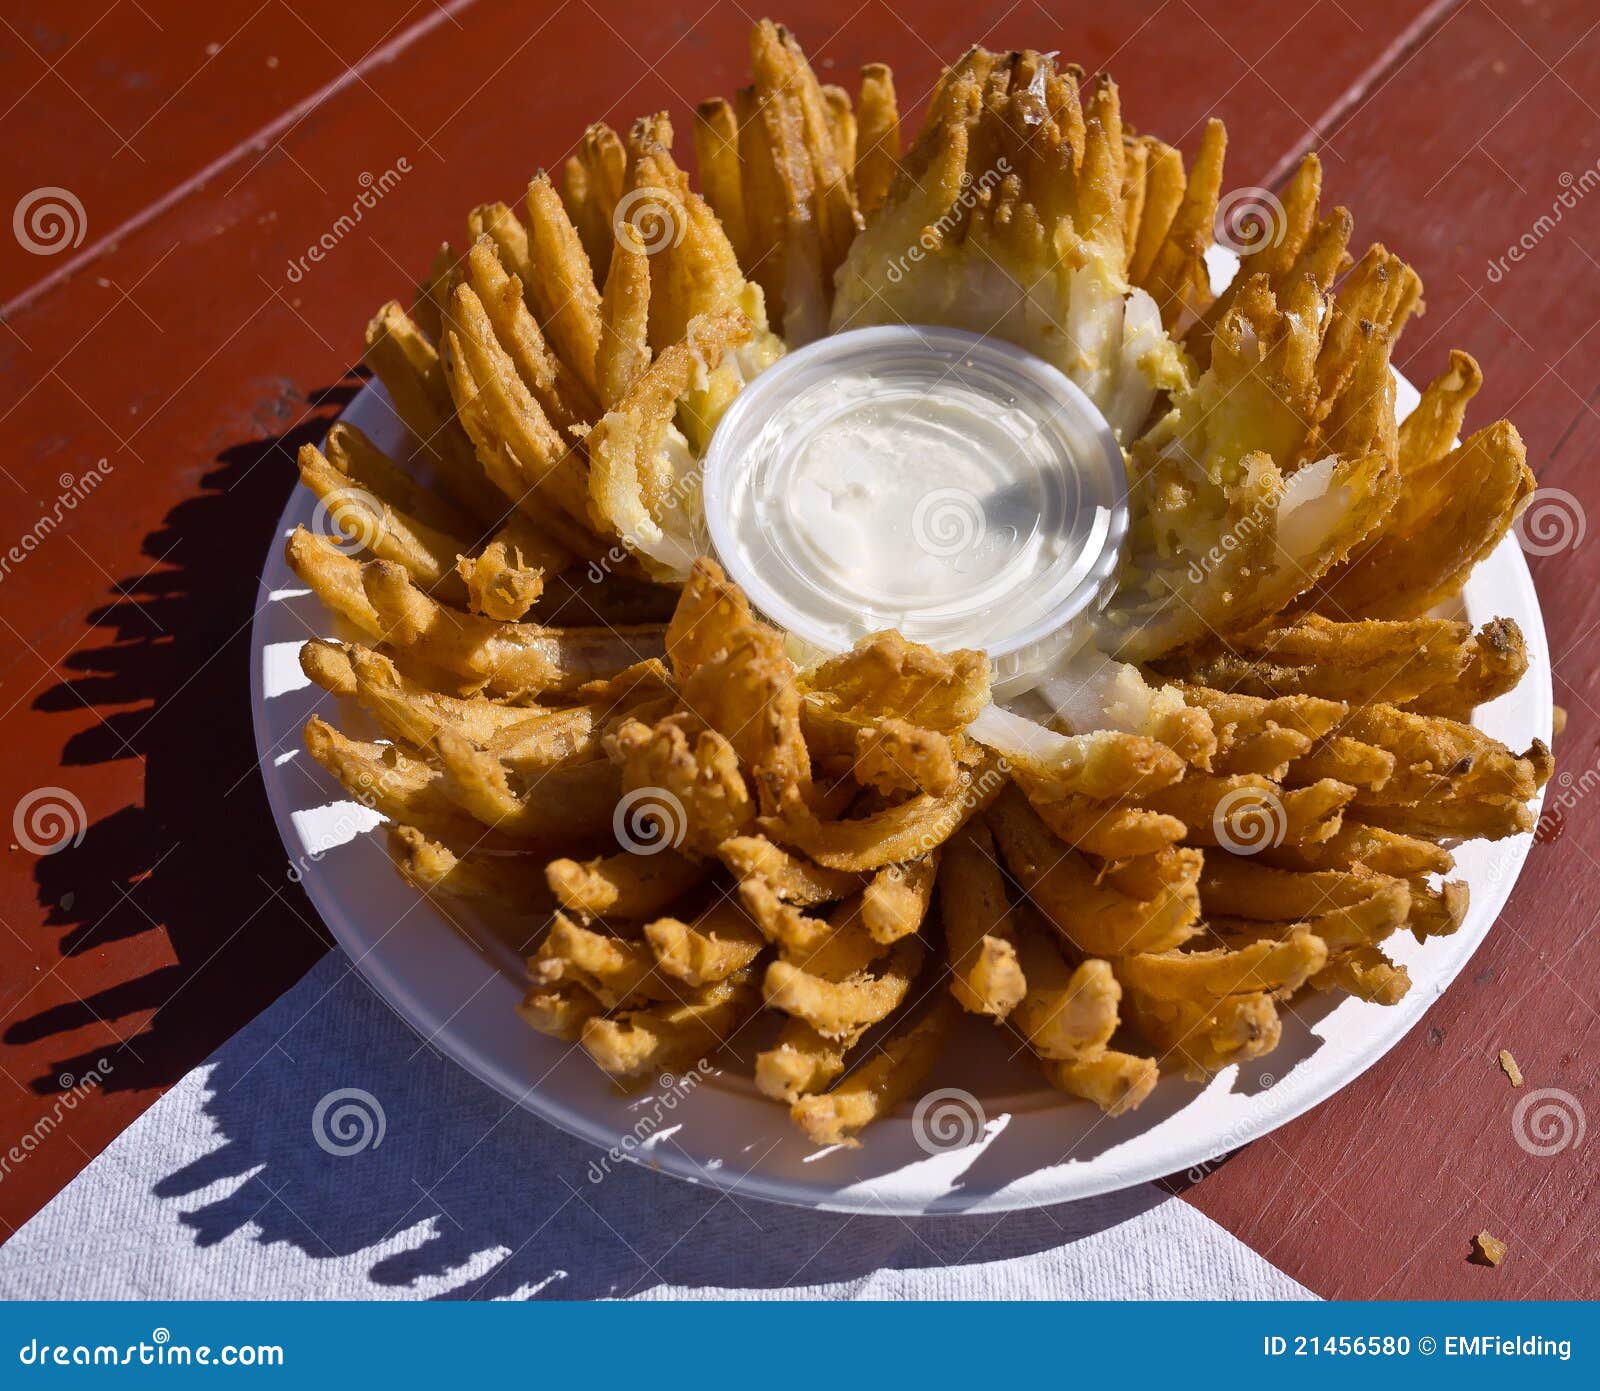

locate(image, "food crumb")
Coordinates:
1498 1049 1524 1087
1551 705 1567 736
1472 1231 1507 1266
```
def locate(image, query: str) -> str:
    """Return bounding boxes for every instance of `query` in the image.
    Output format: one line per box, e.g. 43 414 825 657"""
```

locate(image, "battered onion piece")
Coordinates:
645 896 767 986
524 172 604 395
517 984 601 1041
1311 945 1411 1004
389 825 554 922
610 714 756 856
442 281 600 557
1163 615 1482 708
767 755 1003 872
1020 782 1187 858
989 788 1200 956
1316 423 1534 621
1141 773 1355 847
665 557 760 678
851 718 963 797
580 973 761 1079
532 913 678 1008
1125 988 1282 1078
335 645 566 752
804 631 991 732
1116 930 1328 1002
970 708 1185 801
361 559 665 697
1011 929 1121 1061
362 301 505 528
584 308 752 580
303 716 520 853
561 122 627 278
461 234 596 433
1175 686 1347 777
763 935 924 1038
853 62 899 217
938 821 1026 1020
545 850 707 921
1257 822 1453 878
716 835 864 906
859 855 939 944
682 626 812 811
791 996 958 1147
1041 1051 1160 1116
755 1017 861 1104
1406 877 1470 942
435 730 621 840
286 528 385 640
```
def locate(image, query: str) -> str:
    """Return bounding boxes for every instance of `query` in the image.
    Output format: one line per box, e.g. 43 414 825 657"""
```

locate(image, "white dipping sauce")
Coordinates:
702 326 1127 690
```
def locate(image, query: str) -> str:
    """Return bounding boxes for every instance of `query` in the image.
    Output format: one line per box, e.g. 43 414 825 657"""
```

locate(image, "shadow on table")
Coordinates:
6 380 358 1096
148 970 1166 1299
137 954 1317 1299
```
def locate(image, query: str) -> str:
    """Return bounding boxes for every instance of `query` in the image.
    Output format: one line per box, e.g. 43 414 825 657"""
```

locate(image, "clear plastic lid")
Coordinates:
701 325 1128 693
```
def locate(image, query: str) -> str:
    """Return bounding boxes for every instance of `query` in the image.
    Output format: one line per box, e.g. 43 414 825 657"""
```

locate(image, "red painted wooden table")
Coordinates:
0 0 1594 1299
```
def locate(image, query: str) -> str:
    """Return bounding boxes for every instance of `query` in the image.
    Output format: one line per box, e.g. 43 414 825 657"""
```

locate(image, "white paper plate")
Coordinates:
251 351 1550 1216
